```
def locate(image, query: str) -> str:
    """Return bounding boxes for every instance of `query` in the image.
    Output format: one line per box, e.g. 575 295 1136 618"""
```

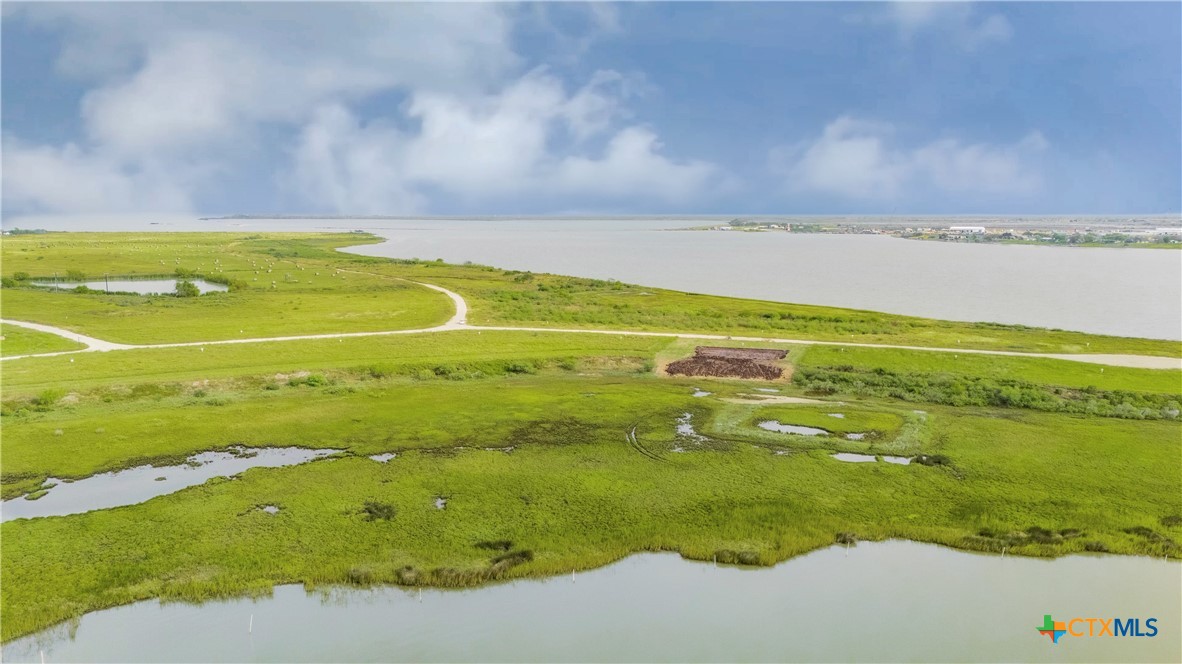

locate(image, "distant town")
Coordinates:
685 217 1182 248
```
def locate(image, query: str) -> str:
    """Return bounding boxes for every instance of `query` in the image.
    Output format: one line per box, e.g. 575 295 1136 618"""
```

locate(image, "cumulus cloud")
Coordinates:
5 3 724 214
286 71 723 212
778 115 1048 200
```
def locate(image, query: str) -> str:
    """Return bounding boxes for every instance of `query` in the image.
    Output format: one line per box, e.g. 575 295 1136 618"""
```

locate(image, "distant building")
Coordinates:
949 226 986 234
1154 228 1182 235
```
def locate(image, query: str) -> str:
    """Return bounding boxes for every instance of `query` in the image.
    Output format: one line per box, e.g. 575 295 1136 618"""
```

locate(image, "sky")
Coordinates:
2 1 1180 217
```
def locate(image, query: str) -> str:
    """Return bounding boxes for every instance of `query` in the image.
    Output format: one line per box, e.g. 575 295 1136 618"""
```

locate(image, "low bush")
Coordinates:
361 501 396 521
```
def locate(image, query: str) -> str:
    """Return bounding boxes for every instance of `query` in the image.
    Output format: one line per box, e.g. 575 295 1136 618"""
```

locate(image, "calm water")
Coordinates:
31 279 228 295
3 541 1177 663
4 215 1179 338
0 447 337 522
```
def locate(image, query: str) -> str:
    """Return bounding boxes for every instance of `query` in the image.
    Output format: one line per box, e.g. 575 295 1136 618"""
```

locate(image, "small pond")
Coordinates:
1 446 338 521
32 279 229 295
830 453 878 463
830 454 913 465
757 421 830 436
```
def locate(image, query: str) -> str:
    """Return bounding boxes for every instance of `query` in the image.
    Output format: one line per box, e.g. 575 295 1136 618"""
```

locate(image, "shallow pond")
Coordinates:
368 453 397 463
830 453 878 463
757 421 830 436
4 540 1177 663
32 279 228 295
882 456 913 465
1 447 338 521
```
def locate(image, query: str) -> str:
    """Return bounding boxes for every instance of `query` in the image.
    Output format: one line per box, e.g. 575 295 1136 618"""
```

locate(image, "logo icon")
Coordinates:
1037 615 1067 643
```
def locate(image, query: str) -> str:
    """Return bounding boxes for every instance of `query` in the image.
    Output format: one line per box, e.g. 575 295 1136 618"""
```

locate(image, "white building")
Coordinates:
948 226 986 234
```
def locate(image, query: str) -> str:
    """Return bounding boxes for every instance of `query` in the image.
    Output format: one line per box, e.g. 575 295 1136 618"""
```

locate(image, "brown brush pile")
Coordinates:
666 346 786 380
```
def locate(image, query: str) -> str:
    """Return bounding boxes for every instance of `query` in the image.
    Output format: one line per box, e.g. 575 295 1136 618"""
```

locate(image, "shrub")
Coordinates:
12 271 30 281
361 500 396 521
174 280 200 298
835 532 858 545
736 551 761 565
1160 515 1182 528
505 362 537 375
914 454 952 467
0 277 15 288
394 566 422 585
65 269 86 281
33 389 65 410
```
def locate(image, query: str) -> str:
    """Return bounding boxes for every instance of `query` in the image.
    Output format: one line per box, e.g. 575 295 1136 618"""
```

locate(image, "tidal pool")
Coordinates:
32 279 228 295
4 540 1177 663
882 456 913 465
1 447 338 521
831 453 878 463
757 421 830 436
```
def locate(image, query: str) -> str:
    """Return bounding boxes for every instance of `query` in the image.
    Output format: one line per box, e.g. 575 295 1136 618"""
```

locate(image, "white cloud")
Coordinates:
782 117 908 199
554 127 720 201
779 115 1048 200
888 2 1013 50
2 139 192 213
4 3 724 215
285 71 724 212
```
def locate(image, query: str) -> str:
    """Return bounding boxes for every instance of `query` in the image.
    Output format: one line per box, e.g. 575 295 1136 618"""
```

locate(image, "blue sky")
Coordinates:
3 1 1179 216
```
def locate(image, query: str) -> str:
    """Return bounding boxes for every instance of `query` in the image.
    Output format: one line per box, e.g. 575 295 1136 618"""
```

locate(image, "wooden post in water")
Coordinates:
418 587 422 603
249 614 253 634
104 274 109 293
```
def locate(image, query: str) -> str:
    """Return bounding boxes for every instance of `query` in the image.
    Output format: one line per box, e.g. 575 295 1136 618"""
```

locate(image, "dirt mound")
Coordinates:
666 346 785 380
695 346 787 361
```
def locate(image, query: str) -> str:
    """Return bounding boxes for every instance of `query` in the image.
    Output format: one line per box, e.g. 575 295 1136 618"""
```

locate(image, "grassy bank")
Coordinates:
352 259 1182 357
0 233 452 343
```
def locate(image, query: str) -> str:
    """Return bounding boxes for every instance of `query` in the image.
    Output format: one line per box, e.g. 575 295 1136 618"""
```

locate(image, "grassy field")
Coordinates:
3 232 1180 355
0 233 453 343
2 367 1179 641
795 345 1182 394
0 330 669 396
0 323 86 357
1 231 1180 643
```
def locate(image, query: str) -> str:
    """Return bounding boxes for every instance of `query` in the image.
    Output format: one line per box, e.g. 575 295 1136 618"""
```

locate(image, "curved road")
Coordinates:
2 280 1179 370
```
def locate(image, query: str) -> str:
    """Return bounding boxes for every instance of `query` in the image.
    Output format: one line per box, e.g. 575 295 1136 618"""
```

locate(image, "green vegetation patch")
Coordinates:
0 324 86 358
797 346 1182 394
